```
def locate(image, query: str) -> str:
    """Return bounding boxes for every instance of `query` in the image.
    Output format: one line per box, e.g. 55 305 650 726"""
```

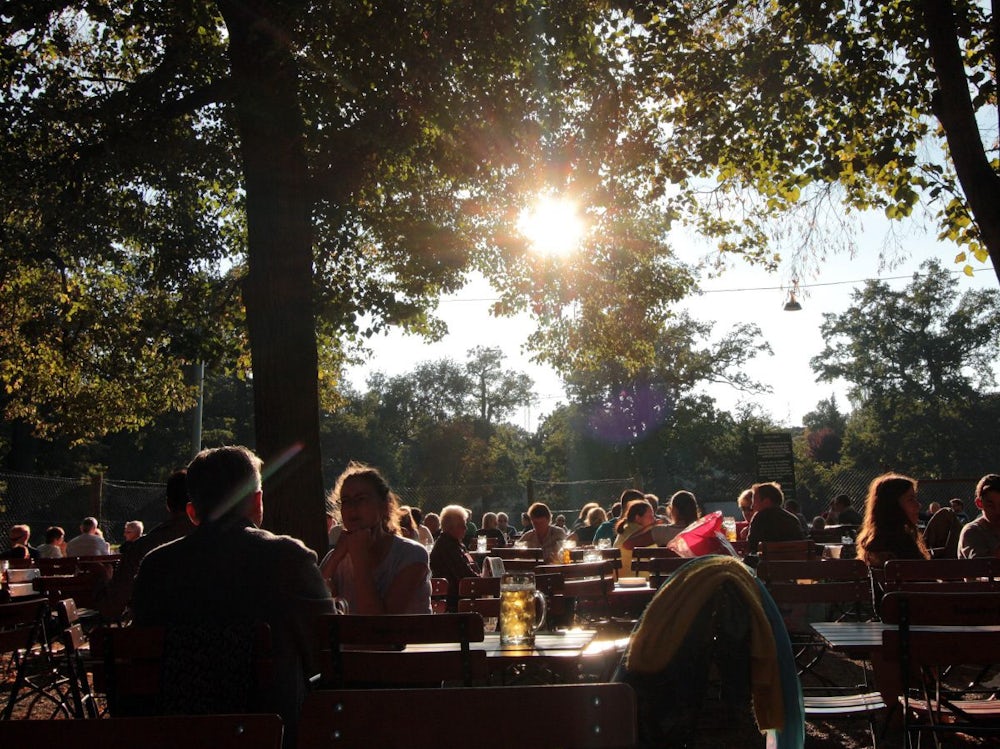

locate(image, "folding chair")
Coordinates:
314 612 487 688
430 577 450 613
757 559 884 745
0 597 74 719
631 555 690 587
90 622 273 717
298 684 636 748
882 558 999 595
759 540 821 561
0 714 284 749
55 598 98 718
33 568 103 611
535 561 617 628
882 615 1000 747
881 590 1000 699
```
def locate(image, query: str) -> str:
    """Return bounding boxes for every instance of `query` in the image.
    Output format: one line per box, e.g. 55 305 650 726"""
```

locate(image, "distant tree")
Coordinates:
802 396 847 465
812 260 1000 474
563 313 771 447
465 347 535 429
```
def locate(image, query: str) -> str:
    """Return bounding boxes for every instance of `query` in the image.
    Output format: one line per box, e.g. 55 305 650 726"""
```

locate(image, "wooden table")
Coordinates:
811 620 1000 713
811 620 1000 656
404 629 628 684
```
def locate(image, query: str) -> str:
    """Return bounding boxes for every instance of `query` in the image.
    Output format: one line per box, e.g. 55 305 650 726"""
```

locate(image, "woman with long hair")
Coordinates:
855 472 930 567
320 462 431 614
614 498 657 571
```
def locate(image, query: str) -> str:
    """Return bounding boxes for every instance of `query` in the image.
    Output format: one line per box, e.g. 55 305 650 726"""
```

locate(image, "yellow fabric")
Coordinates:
624 555 784 730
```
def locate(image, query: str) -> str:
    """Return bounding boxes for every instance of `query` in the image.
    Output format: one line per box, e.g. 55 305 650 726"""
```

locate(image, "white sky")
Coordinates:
347 212 998 432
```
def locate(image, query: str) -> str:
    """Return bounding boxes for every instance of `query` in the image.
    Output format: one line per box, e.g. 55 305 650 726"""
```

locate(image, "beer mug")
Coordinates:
499 572 547 647
722 516 738 542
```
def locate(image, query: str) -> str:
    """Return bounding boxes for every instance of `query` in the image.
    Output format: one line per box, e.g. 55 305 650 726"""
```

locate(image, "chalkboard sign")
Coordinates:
753 432 796 501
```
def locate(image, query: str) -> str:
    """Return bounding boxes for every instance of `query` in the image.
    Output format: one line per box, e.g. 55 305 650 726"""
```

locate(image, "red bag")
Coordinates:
666 511 730 558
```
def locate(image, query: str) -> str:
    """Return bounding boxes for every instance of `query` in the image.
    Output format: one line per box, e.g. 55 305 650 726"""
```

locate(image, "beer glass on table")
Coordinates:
499 572 547 648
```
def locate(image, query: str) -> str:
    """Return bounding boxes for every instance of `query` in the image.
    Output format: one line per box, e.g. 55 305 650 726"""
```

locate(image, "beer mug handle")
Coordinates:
532 591 547 632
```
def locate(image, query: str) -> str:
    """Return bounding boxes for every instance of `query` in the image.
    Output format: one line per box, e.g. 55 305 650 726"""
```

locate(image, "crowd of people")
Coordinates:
3 448 999 739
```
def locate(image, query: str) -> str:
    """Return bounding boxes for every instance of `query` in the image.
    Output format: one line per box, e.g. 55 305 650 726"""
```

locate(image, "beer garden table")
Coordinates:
403 629 629 684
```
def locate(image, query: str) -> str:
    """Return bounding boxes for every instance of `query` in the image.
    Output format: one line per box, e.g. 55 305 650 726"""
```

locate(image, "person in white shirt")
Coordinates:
64 516 111 556
518 502 568 564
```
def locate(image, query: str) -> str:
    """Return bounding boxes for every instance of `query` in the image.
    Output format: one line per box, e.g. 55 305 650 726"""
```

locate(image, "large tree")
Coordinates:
624 0 1000 282
2 2 639 550
811 259 1000 474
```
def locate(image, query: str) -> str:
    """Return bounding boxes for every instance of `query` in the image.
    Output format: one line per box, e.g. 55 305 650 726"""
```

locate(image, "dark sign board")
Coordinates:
753 432 796 501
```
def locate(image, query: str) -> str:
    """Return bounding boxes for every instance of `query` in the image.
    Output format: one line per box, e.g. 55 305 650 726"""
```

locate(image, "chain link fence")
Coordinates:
0 469 984 548
0 472 167 548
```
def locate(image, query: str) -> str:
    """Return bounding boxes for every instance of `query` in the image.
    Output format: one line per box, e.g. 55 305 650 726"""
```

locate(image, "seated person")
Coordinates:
475 511 507 548
430 505 480 611
120 520 144 552
495 512 515 542
36 526 66 559
650 491 701 546
398 505 421 542
783 499 810 533
2 524 38 561
614 498 657 572
97 469 195 622
64 516 110 557
321 462 431 614
736 489 754 539
829 494 862 526
572 502 601 533
856 473 929 567
570 506 607 545
958 473 1000 559
922 506 962 558
950 498 970 525
518 502 568 564
130 446 333 747
410 507 434 547
746 482 805 554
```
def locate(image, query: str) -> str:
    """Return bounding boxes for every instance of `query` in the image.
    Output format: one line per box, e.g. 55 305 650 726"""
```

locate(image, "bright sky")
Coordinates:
347 212 998 432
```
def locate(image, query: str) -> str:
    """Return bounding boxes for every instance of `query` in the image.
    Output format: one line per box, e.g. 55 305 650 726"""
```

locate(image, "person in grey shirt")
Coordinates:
64 516 110 557
958 474 1000 559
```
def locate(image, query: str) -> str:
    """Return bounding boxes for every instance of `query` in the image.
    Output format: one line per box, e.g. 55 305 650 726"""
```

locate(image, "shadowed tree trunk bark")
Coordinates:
921 0 1000 284
219 0 326 553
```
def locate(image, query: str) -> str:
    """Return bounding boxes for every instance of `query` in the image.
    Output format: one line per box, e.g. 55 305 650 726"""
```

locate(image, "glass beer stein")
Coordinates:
499 572 547 647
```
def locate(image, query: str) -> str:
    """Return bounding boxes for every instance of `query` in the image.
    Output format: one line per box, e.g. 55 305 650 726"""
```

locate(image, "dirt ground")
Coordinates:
691 648 991 749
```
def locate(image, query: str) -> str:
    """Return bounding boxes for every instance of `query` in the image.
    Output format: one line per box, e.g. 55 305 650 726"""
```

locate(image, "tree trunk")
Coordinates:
219 0 327 554
921 0 1000 285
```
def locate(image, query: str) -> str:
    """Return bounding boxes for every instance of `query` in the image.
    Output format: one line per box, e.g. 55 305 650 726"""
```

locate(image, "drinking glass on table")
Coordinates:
499 572 546 648
722 516 738 542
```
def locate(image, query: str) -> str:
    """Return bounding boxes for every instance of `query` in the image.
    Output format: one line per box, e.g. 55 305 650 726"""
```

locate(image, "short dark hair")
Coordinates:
619 488 645 505
44 526 64 544
976 474 1000 501
165 469 189 514
186 446 262 522
753 482 784 507
527 502 551 520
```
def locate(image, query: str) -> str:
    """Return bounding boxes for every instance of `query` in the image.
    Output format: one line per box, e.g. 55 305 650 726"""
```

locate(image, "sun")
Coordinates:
516 195 585 257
